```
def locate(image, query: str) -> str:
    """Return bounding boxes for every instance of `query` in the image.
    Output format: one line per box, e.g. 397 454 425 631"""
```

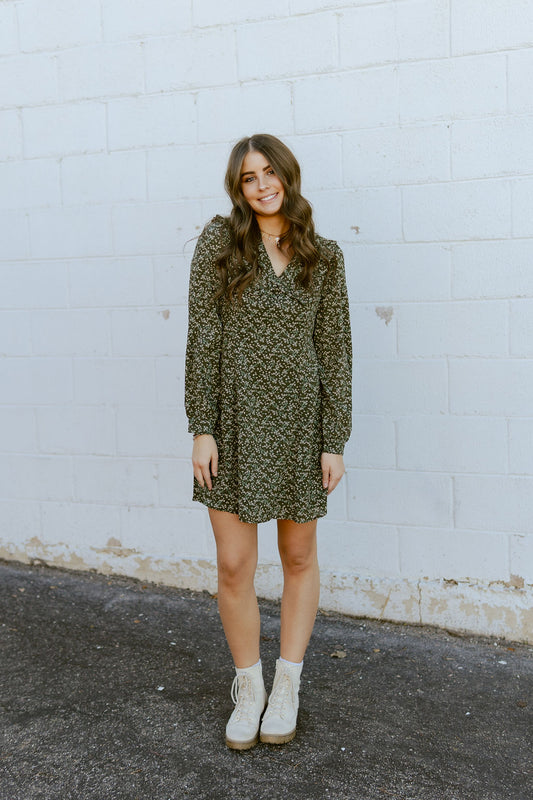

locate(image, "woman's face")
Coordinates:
240 150 285 219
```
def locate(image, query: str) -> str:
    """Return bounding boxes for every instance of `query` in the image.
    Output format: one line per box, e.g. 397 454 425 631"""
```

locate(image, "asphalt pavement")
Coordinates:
1 559 531 800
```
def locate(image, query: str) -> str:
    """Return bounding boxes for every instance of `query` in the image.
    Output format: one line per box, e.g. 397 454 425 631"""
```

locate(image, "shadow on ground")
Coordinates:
0 560 531 800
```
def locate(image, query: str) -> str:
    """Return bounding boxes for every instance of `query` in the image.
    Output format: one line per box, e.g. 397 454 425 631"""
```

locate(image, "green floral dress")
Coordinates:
184 215 352 524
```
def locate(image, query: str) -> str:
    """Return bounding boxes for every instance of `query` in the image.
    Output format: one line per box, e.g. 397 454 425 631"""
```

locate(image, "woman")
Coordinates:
184 133 352 750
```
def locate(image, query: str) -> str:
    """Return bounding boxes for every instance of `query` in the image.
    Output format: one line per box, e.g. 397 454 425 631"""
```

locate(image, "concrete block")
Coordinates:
145 30 237 93
157 457 204 509
0 311 31 355
58 42 144 102
343 124 450 187
237 13 337 80
31 309 110 356
339 3 397 69
397 300 508 357
317 520 400 574
116 407 181 457
399 54 506 122
395 0 449 61
509 534 533 584
451 0 533 55
73 456 158 506
308 187 402 244
29 206 113 259
37 406 115 456
108 93 196 151
344 243 451 303
294 66 398 133
509 50 533 113
0 4 18 56
147 144 228 201
23 102 106 158
455 475 533 533
112 201 203 256
62 151 146 205
348 468 452 527
0 407 37 453
0 159 60 210
402 180 511 242
0 211 30 259
0 262 68 309
153 255 189 306
0 53 58 107
399 527 510 582
350 303 396 357
18 0 101 52
102 0 191 41
69 257 154 308
73 358 155 405
119 505 211 559
194 0 290 27
397 416 507 473
0 454 73 501
509 420 533 476
198 83 292 143
452 240 533 299
155 357 185 408
290 0 386 13
450 359 533 416
111 307 186 358
510 299 533 356
452 117 533 180
512 178 533 237
354 360 448 414
0 500 41 544
283 134 343 191
0 110 22 161
343 415 396 470
41 501 121 550
0 358 71 404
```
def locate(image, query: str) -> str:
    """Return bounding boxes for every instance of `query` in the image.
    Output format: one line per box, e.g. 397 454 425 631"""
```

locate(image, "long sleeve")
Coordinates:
184 218 224 436
312 242 353 455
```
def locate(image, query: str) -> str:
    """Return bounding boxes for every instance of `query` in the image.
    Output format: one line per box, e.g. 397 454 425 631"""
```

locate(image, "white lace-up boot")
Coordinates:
225 661 267 750
260 658 302 744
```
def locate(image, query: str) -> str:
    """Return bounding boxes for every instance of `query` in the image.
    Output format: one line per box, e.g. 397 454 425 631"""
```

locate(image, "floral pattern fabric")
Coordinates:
184 215 352 524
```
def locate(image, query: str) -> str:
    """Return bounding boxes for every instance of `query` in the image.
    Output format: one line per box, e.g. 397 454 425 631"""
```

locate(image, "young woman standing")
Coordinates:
185 134 352 749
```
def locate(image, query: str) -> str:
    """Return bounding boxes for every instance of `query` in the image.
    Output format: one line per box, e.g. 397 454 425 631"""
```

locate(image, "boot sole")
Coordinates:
259 728 296 745
225 734 259 750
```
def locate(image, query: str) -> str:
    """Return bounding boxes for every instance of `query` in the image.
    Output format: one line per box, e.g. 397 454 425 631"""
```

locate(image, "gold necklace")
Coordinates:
259 228 288 249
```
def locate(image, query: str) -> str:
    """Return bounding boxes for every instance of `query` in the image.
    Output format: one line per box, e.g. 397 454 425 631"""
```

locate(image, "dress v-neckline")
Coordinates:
259 239 294 279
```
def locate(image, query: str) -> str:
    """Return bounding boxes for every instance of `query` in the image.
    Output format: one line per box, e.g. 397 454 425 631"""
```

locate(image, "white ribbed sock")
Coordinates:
279 657 303 668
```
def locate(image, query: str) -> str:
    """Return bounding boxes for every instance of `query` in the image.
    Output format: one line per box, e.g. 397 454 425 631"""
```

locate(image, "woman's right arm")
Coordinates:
184 218 225 489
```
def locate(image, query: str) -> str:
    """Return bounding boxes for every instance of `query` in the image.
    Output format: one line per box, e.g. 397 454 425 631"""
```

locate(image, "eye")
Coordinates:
244 176 255 183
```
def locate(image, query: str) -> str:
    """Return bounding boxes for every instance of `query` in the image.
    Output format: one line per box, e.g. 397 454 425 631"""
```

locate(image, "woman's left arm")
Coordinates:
312 243 353 491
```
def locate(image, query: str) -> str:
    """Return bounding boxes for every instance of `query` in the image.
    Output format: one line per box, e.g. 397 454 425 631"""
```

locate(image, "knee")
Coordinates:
280 546 317 577
218 553 257 590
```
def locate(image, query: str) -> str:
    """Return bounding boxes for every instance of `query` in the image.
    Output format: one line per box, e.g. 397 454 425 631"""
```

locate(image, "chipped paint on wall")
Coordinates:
1 539 531 644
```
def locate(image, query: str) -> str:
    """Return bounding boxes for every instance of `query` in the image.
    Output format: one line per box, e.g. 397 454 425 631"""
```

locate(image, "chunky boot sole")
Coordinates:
225 733 259 750
260 727 296 745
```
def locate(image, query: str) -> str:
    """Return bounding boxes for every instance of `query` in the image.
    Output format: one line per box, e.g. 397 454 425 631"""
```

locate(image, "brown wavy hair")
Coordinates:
213 134 330 305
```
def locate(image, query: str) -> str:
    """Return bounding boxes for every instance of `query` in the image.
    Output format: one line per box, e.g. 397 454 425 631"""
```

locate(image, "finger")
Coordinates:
193 465 205 488
203 463 213 491
211 450 218 477
322 464 331 489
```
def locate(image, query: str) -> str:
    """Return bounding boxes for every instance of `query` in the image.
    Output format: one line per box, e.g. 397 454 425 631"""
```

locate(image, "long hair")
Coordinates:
213 134 328 305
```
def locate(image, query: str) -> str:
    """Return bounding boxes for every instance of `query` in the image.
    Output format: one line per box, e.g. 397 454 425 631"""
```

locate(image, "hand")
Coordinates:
192 434 218 491
321 452 345 495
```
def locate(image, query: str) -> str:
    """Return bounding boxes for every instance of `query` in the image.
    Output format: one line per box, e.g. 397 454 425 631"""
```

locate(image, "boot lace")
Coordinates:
265 672 294 720
230 673 257 724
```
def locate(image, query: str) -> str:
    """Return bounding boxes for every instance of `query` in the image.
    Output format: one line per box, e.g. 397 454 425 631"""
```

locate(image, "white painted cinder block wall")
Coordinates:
1 0 532 642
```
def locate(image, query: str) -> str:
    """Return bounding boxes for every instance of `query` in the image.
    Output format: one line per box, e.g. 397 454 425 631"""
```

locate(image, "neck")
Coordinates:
254 212 287 237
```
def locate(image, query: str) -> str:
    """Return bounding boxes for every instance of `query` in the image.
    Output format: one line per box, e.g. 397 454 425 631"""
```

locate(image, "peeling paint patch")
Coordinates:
160 309 170 320
375 306 394 325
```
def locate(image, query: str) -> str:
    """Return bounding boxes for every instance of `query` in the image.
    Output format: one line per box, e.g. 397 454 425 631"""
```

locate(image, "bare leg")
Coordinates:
277 518 320 663
208 508 260 669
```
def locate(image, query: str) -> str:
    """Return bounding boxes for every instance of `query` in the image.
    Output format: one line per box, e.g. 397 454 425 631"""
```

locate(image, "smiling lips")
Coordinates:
259 193 278 203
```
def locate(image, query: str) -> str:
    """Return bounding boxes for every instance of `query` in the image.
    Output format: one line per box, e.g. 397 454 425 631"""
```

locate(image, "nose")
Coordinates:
258 172 270 191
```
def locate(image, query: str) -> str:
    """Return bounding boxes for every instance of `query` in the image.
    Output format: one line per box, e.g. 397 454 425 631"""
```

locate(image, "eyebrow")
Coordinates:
240 164 272 178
